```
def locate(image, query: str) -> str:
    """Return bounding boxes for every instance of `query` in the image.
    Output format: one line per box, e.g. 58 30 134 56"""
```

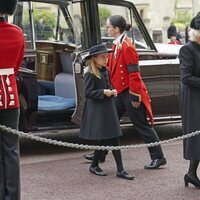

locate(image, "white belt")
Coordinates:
0 68 14 75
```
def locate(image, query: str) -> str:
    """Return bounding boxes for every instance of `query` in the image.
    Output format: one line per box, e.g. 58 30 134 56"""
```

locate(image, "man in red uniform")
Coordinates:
84 15 166 169
0 0 25 199
106 15 166 169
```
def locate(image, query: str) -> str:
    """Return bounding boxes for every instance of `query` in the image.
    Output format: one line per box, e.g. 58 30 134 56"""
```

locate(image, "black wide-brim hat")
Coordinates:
85 44 113 60
0 0 18 15
190 12 200 30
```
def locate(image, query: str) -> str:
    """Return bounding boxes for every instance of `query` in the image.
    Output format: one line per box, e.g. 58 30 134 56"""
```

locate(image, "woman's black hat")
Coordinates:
190 12 200 30
0 0 18 15
85 44 113 59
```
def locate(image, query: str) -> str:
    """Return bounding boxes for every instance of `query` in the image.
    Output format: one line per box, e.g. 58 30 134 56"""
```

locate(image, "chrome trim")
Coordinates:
139 58 179 66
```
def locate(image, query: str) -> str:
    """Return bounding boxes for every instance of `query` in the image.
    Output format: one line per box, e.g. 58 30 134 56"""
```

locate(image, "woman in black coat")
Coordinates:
80 44 133 180
179 12 200 188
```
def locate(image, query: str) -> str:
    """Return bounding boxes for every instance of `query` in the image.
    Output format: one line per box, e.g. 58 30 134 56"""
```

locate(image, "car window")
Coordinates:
67 2 83 47
8 2 33 50
31 2 56 41
11 1 83 45
98 4 149 50
31 2 83 46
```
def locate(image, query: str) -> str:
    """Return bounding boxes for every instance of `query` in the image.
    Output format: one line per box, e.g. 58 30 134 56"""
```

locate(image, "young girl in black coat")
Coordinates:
80 44 134 180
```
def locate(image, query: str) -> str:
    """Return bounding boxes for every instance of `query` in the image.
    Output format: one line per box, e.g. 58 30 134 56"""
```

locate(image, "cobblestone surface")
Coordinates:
20 140 200 200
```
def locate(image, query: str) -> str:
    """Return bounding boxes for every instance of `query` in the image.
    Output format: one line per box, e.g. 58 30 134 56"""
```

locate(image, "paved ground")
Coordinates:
20 126 200 200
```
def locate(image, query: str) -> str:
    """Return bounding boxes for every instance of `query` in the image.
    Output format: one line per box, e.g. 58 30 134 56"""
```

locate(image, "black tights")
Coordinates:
188 160 199 178
91 138 124 172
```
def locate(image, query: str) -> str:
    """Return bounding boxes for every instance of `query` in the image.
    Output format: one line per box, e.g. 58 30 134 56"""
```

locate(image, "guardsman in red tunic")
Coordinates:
105 15 166 169
0 0 25 199
167 24 182 45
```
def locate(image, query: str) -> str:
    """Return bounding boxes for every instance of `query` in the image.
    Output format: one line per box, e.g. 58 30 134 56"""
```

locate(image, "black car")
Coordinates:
10 0 181 132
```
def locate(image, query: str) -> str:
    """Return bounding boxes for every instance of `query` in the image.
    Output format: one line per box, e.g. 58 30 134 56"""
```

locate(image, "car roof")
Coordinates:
18 0 73 3
155 43 182 55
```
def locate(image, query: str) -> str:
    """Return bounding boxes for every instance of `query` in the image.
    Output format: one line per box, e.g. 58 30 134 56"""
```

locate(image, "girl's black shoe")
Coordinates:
184 174 200 188
89 165 107 176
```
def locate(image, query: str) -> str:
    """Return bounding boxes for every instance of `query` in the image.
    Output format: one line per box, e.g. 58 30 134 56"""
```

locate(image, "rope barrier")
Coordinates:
0 125 200 151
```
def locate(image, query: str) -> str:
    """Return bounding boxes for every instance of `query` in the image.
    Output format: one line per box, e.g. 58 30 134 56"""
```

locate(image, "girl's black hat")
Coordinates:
85 44 113 59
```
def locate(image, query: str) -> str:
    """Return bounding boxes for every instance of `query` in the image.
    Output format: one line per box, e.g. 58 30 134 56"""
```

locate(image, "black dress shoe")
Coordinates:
184 174 200 188
116 170 134 180
89 165 107 176
83 153 105 163
144 157 167 169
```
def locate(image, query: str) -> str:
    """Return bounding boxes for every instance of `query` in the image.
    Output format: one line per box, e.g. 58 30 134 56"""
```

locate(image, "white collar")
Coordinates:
113 33 125 45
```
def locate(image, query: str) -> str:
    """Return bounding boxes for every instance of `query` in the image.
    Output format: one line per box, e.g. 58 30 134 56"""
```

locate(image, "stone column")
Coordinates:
162 16 171 43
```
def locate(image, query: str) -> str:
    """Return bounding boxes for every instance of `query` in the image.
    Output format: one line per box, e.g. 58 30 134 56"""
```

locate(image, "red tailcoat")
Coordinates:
0 20 25 109
107 35 154 124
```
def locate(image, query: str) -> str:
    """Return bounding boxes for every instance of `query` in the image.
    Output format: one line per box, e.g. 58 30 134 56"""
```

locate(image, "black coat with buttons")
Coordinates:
79 66 122 140
179 41 200 160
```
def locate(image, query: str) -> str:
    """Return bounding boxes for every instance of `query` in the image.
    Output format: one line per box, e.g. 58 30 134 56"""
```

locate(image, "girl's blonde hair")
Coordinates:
189 28 200 43
87 57 101 79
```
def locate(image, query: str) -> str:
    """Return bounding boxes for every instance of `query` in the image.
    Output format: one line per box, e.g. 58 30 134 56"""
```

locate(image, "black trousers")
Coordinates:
0 108 20 200
115 89 164 160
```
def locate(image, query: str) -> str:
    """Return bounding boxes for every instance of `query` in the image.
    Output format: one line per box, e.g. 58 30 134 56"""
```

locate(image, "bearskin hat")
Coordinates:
167 24 177 39
0 0 18 15
190 12 200 30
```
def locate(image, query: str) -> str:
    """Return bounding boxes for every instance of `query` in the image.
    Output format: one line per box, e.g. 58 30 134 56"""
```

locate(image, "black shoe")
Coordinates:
184 174 200 188
116 170 134 180
83 153 105 163
89 165 107 176
144 157 167 169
